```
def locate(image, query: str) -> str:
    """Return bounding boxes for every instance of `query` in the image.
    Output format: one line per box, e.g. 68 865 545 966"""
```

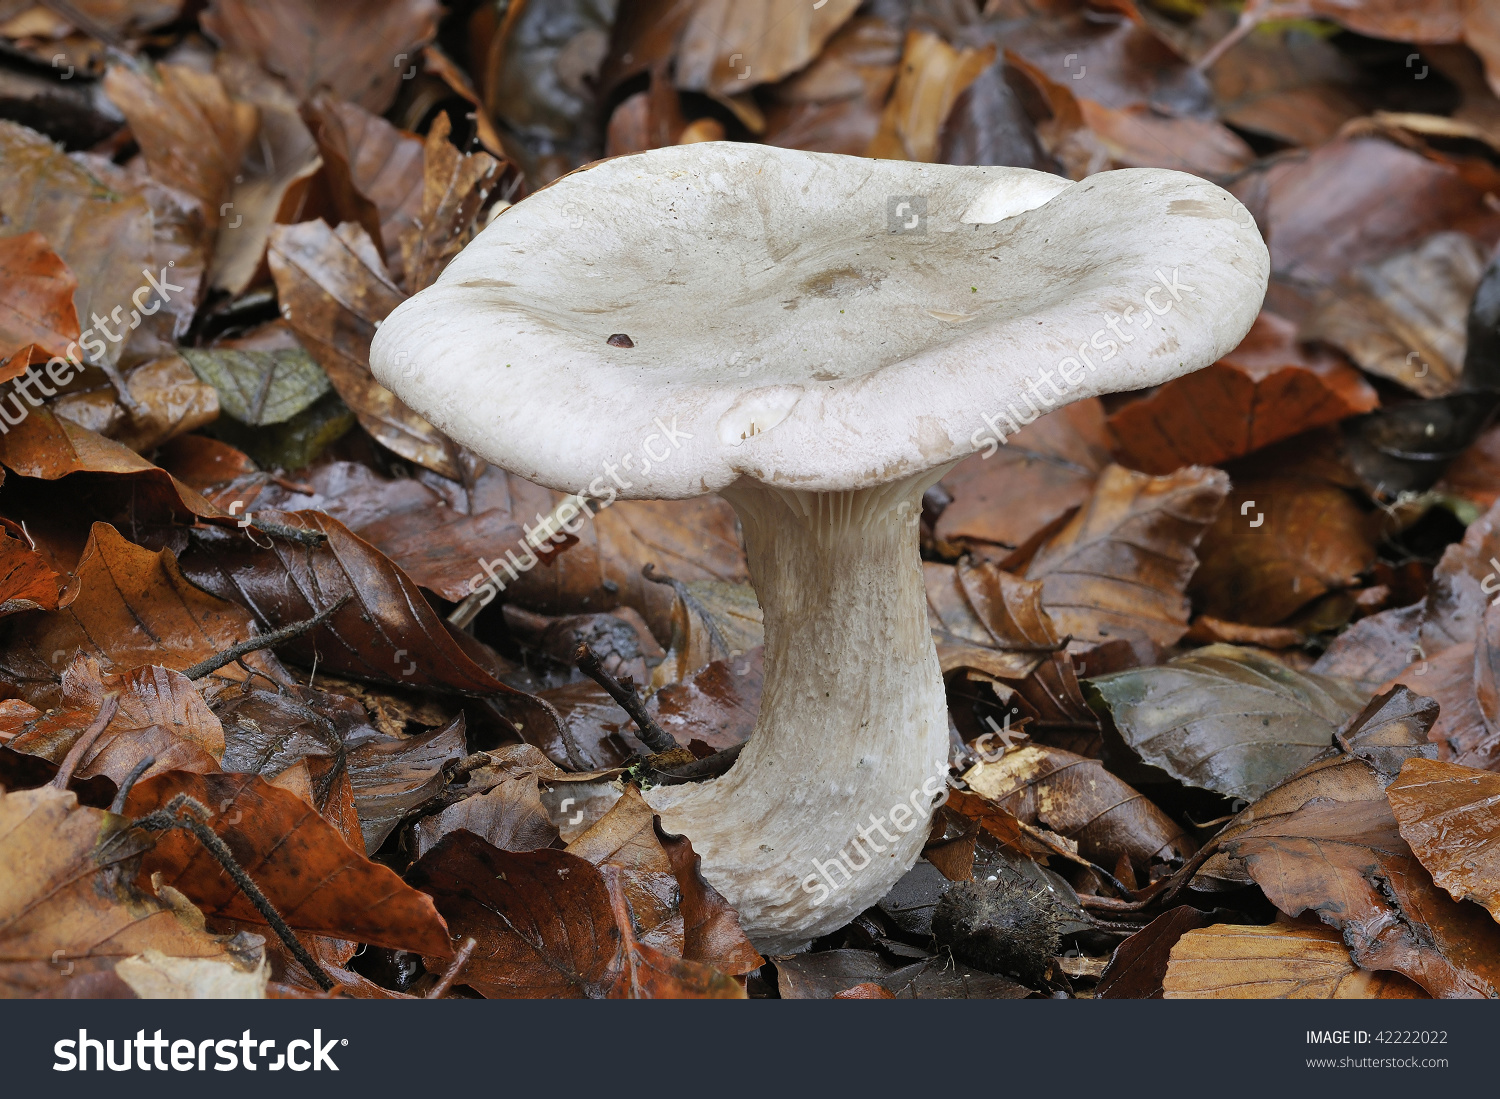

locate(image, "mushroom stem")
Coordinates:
644 470 952 952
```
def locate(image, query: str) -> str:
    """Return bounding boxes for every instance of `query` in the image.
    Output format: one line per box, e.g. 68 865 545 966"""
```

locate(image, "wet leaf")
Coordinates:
1096 906 1214 1000
867 30 995 163
601 865 744 999
647 647 762 752
346 714 467 852
200 0 440 113
658 827 763 976
1164 922 1428 999
1109 313 1379 475
0 231 79 365
961 743 1195 876
398 113 503 294
181 347 330 427
1227 797 1500 998
0 525 60 616
125 769 451 956
1024 464 1229 664
411 773 559 859
566 787 683 953
1088 643 1369 801
675 0 861 96
113 355 220 453
1387 756 1500 921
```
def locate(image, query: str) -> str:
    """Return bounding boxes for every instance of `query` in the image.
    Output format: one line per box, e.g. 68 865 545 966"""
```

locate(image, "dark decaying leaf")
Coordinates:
646 647 763 753
410 772 559 859
180 347 330 426
1226 798 1500 999
565 787 685 954
345 714 467 852
1387 756 1500 923
1096 906 1215 1000
961 744 1195 877
1087 644 1369 801
126 770 452 957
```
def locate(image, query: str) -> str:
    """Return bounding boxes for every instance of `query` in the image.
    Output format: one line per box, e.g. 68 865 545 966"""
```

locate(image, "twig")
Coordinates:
184 594 351 679
38 0 127 49
1013 817 1137 901
445 751 496 783
426 937 476 999
51 694 119 790
642 563 732 660
646 741 744 785
1193 7 1261 73
248 519 328 547
573 642 676 753
109 754 156 814
133 794 336 992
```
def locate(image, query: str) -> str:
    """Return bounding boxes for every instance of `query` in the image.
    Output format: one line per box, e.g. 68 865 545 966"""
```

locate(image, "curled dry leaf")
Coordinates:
0 525 60 616
1024 463 1229 665
961 743 1194 876
125 770 452 957
1387 756 1500 923
0 231 79 366
1089 643 1368 802
566 786 685 953
866 30 995 163
762 15 903 157
1096 905 1214 1000
345 713 467 852
398 113 504 294
200 0 441 113
267 218 459 479
675 0 861 96
1164 923 1428 999
1227 797 1500 998
0 784 247 998
1109 313 1378 475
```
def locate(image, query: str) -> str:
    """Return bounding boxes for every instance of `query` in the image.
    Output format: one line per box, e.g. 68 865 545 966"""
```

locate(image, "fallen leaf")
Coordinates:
181 347 330 426
115 947 269 999
658 827 763 976
1109 313 1379 475
0 231 79 365
112 355 220 452
398 113 503 294
1087 643 1369 801
267 218 459 479
1387 756 1500 922
961 743 1195 876
1024 464 1228 664
1096 906 1214 999
675 0 861 96
601 865 744 999
647 647 762 752
866 30 995 163
1164 922 1428 999
411 772 559 859
761 15 902 157
0 525 60 616
566 787 684 954
125 769 452 956
1227 797 1500 998
346 714 467 852
200 0 440 113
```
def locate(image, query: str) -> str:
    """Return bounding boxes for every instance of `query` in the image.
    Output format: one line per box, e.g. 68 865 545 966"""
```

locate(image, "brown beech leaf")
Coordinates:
1227 797 1500 998
658 827 763 976
1096 906 1214 1000
102 60 257 217
411 772 559 859
113 355 220 453
1109 313 1378 475
345 714 467 852
1024 464 1228 664
126 770 451 956
200 0 440 113
646 647 762 752
1387 757 1500 922
1088 644 1368 802
566 787 683 954
1242 136 1500 291
408 832 621 997
398 113 504 294
602 865 744 999
0 525 60 616
675 0 861 96
761 15 902 156
0 231 79 365
1195 687 1439 888
0 784 249 998
178 509 524 695
936 399 1111 564
0 121 154 371
1436 422 1500 514
5 656 222 784
1164 922 1428 999
962 744 1195 876
0 404 225 528
300 93 424 281
11 522 286 701
1383 598 1500 769
267 218 459 479
866 30 994 163
1207 23 1366 148
1190 475 1376 626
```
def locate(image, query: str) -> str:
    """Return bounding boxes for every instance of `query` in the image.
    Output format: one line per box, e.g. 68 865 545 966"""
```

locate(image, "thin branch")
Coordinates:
133 794 336 992
248 519 328 547
184 594 351 680
109 754 156 814
642 563 732 660
647 741 744 785
573 642 676 754
426 937 477 999
51 693 119 790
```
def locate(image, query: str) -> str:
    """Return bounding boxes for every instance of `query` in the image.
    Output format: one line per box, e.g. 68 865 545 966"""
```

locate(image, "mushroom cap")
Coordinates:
370 142 1268 498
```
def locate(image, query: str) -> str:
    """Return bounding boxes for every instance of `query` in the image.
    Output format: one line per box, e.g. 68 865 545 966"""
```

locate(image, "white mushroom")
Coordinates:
370 142 1269 952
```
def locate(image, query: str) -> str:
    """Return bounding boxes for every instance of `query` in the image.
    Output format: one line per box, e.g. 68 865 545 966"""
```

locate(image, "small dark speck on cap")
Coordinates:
607 333 634 347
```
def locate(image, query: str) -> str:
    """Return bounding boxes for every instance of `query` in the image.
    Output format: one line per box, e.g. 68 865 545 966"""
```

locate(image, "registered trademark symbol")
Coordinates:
341 1039 348 1045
